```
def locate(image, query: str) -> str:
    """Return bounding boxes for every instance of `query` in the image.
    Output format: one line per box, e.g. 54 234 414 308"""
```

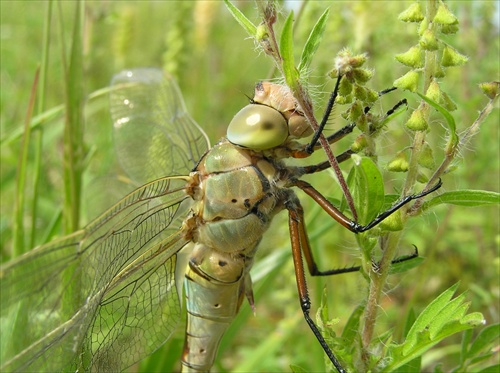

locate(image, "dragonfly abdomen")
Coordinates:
181 243 250 372
181 140 284 372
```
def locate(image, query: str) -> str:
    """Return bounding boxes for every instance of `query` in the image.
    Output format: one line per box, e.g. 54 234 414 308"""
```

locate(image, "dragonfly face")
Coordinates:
0 69 314 372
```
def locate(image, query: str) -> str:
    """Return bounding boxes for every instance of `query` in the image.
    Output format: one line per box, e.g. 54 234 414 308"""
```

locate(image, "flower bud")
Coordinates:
398 2 424 22
339 77 353 96
394 71 420 92
387 152 409 172
418 143 436 169
352 68 374 83
395 46 424 68
379 209 404 231
479 81 500 100
425 80 442 103
351 134 367 152
405 107 428 131
416 171 429 183
419 29 439 51
441 45 468 67
441 92 457 111
433 3 458 25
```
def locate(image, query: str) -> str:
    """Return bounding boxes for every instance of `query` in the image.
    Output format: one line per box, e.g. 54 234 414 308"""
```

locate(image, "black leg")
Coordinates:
286 196 346 373
305 75 344 154
292 179 442 234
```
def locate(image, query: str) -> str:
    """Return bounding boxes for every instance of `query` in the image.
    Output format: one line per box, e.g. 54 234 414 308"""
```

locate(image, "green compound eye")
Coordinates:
227 104 288 150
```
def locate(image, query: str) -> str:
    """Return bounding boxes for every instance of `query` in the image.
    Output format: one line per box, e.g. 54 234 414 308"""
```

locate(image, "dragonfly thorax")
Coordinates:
188 139 283 255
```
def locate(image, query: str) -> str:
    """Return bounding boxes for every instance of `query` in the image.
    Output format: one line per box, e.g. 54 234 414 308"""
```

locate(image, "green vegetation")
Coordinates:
1 1 498 372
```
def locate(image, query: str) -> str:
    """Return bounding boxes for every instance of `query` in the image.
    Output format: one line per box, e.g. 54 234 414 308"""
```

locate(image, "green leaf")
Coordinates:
466 323 500 359
422 190 500 211
404 283 460 353
290 364 308 373
223 0 257 37
341 304 364 345
298 8 329 71
279 10 298 89
348 154 385 225
382 283 486 372
416 92 459 152
398 308 422 373
477 364 500 373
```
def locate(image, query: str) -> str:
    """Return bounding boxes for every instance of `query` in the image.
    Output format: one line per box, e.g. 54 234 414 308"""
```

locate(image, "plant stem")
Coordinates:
360 0 439 367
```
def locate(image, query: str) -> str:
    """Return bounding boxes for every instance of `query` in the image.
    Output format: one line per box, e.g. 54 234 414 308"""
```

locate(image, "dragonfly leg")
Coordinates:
299 149 354 175
305 75 344 154
286 196 346 373
292 178 442 233
297 85 406 157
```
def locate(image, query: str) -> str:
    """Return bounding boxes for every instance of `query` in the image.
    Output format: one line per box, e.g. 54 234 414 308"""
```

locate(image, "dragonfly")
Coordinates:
0 68 441 373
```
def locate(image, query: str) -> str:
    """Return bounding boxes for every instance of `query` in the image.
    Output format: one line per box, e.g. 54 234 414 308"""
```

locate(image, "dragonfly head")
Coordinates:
226 82 312 151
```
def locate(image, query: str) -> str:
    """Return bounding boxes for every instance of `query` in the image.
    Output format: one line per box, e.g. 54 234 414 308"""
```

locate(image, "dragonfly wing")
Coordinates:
0 176 192 372
110 68 211 185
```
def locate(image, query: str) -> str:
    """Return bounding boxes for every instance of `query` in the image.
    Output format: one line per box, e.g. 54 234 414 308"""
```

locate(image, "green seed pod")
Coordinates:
479 82 500 100
335 94 353 105
348 100 364 122
426 80 442 103
441 91 457 111
379 209 404 231
349 53 368 68
365 88 379 103
328 68 340 79
418 17 430 36
339 77 353 96
394 71 420 92
440 24 459 34
395 46 424 68
405 107 428 131
387 151 409 172
353 84 367 101
256 24 268 41
351 134 368 152
398 2 424 23
441 46 469 67
352 68 374 83
419 29 439 51
356 113 368 132
435 64 446 79
433 2 458 25
416 171 429 183
418 143 436 169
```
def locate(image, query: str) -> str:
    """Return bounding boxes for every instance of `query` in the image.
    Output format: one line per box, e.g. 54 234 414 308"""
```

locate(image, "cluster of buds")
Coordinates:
394 1 467 115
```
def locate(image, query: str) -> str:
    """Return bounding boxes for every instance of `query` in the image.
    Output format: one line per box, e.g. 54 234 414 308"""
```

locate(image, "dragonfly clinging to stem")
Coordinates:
0 68 441 373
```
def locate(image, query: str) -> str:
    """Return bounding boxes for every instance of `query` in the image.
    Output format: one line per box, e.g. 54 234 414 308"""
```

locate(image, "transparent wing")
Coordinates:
110 68 211 185
0 176 192 372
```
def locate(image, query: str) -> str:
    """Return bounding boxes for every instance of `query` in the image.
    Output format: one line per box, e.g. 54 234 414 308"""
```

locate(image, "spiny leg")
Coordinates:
305 75 344 154
292 178 442 233
294 85 408 160
286 197 346 373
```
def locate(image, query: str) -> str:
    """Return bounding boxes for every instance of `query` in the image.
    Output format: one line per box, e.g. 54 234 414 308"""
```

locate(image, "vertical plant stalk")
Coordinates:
62 0 84 235
30 0 53 249
360 0 439 367
60 0 85 331
12 68 40 258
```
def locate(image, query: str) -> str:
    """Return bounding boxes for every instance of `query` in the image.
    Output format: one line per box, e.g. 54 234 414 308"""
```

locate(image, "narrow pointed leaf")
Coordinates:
279 10 298 89
224 0 257 37
422 190 500 211
298 8 329 71
417 92 458 150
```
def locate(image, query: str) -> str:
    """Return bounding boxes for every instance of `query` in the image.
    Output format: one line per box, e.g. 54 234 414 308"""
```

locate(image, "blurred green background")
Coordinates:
1 1 498 372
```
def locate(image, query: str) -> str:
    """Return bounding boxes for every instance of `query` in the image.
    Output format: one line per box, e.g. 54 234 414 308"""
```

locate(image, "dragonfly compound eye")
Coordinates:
227 104 288 150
